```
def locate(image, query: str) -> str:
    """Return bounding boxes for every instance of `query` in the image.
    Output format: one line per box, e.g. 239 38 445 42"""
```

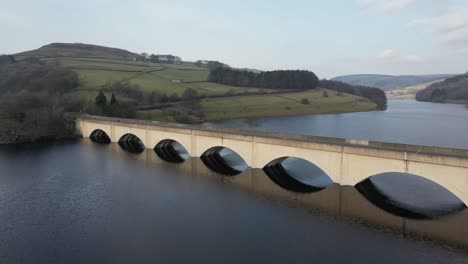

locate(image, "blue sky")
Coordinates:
1 0 467 78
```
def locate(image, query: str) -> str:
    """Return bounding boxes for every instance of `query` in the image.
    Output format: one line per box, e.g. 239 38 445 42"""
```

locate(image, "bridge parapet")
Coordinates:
77 115 468 205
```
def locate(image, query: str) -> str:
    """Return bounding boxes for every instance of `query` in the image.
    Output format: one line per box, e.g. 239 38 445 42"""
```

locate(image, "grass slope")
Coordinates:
387 80 443 99
13 43 381 122
16 43 140 60
137 89 376 122
43 57 280 98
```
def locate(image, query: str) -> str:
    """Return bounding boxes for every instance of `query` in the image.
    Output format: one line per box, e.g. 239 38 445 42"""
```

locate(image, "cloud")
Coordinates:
432 7 468 33
460 47 468 54
376 49 395 59
376 49 423 62
409 7 468 48
357 0 375 6
378 0 416 12
0 7 30 27
357 0 417 12
407 18 430 26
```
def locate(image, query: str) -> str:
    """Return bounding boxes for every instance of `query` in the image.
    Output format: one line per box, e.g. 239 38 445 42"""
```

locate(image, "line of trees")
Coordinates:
319 80 387 110
140 54 182 64
208 68 319 90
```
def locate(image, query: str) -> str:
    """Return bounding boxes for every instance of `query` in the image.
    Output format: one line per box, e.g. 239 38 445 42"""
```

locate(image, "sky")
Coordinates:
1 0 468 78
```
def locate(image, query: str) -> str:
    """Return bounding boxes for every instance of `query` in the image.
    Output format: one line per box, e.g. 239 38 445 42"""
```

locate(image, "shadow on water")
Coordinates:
94 141 468 251
263 157 333 193
154 139 190 163
117 134 145 154
1 140 468 263
200 147 248 176
356 173 466 220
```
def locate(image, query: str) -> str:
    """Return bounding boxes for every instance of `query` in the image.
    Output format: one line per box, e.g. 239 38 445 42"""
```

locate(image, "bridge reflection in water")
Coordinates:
86 140 468 251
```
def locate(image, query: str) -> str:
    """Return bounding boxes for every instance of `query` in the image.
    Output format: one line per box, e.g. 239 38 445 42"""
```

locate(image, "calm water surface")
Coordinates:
0 142 467 263
204 100 468 149
1 100 468 263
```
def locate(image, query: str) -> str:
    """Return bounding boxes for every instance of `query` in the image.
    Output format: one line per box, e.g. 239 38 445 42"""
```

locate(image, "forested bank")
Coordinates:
208 68 319 90
416 73 468 104
319 80 387 110
0 55 82 143
207 67 387 110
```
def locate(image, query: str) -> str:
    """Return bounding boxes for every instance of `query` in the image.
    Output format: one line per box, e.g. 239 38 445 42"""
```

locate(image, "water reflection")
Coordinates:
103 142 468 251
356 173 466 220
263 157 333 192
200 147 248 176
203 100 468 149
154 139 190 163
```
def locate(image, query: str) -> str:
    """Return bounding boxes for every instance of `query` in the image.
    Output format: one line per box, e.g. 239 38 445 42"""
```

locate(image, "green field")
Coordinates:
24 55 379 122
137 89 376 122
44 57 279 97
386 80 443 100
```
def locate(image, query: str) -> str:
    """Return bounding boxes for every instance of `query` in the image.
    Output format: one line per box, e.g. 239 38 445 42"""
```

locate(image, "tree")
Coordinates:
181 88 199 101
208 68 319 90
161 93 169 103
95 90 107 109
110 93 118 105
169 93 180 102
0 55 15 66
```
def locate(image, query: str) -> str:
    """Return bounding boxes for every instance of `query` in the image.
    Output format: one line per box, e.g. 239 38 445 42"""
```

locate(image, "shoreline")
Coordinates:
192 106 381 123
0 135 81 146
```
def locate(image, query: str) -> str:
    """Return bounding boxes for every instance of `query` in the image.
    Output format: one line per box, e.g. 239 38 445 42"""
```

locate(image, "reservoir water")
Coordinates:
1 100 468 263
204 100 468 149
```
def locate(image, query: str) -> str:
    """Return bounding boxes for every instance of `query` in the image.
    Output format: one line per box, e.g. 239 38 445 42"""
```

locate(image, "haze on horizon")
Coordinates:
1 0 467 78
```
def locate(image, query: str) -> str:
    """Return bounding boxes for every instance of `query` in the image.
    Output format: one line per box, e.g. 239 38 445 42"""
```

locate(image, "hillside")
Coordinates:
16 43 141 60
3 43 383 125
387 80 443 100
138 89 376 121
416 73 468 104
332 74 453 91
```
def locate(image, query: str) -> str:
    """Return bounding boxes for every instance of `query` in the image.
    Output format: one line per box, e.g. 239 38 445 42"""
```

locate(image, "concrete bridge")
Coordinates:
76 115 468 205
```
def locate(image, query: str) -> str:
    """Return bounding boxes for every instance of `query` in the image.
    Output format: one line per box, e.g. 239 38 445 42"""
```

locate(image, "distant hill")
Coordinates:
15 43 142 60
332 74 454 91
387 80 443 100
416 73 468 104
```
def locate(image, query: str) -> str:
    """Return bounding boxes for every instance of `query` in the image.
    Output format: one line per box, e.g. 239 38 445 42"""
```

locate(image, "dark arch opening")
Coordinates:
154 139 190 163
263 157 333 193
355 172 466 219
118 134 145 154
200 147 248 176
89 129 111 144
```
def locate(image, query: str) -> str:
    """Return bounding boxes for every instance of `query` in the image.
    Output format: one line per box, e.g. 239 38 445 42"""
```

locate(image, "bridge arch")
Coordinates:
154 139 190 163
355 172 467 219
89 129 111 144
114 127 148 148
263 157 334 193
253 143 342 183
355 171 468 208
200 146 248 176
118 133 146 153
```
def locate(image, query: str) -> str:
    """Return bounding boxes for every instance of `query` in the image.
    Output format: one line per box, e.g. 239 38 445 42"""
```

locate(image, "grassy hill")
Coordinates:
37 56 275 99
8 43 380 123
416 73 468 104
138 89 376 122
16 43 141 60
386 80 443 100
332 74 454 91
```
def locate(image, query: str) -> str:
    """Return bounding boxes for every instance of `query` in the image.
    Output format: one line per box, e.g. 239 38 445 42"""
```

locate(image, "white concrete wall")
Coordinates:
78 118 468 205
